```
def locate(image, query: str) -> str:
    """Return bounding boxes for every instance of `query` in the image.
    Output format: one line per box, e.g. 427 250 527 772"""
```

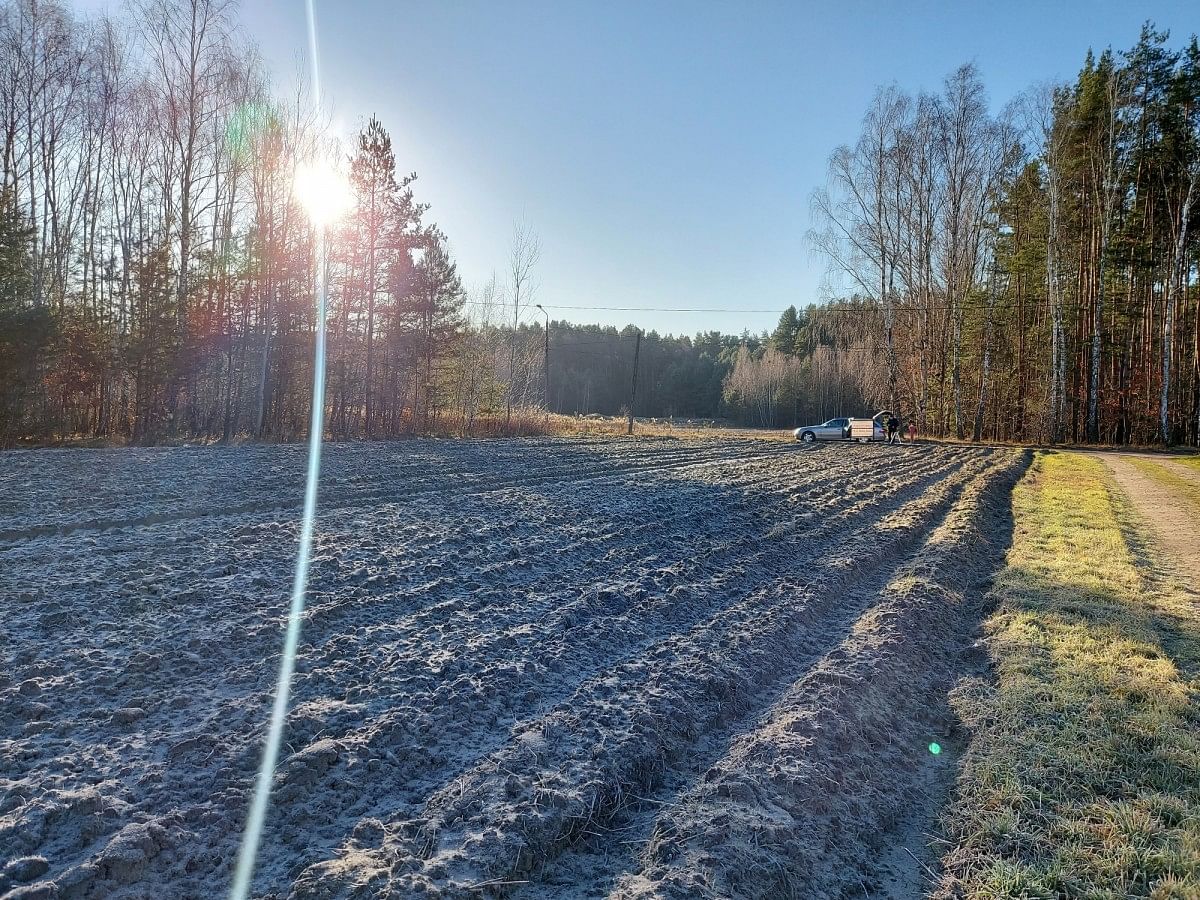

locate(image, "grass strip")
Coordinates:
936 451 1200 899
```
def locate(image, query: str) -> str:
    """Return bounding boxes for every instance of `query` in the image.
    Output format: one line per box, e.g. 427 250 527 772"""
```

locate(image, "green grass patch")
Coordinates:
937 451 1200 899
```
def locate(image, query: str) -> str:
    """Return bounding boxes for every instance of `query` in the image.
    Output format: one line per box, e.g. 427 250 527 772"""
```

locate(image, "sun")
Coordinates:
294 160 353 226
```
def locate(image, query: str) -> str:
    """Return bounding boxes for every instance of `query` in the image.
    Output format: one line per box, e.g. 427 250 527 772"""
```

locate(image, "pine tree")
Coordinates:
408 228 464 430
771 305 801 353
347 116 424 437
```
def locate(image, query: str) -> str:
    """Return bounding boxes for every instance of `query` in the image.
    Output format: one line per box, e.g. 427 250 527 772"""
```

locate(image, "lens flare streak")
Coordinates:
228 2 329 897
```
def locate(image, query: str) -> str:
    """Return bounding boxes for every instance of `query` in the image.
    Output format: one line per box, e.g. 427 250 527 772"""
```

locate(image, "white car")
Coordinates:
793 418 851 442
794 411 893 443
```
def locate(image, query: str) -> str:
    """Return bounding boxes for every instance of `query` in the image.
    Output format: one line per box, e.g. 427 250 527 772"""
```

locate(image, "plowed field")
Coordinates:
0 439 1027 899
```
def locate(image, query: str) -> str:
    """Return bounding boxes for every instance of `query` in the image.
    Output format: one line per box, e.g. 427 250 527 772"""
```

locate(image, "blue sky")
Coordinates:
126 2 1200 334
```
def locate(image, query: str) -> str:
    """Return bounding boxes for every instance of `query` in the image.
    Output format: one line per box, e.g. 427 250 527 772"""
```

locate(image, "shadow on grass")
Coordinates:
938 452 1200 899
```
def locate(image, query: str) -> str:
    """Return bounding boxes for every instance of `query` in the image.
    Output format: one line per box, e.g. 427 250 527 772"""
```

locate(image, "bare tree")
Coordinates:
454 274 500 435
505 221 539 427
810 85 909 415
136 0 240 433
1020 82 1070 443
1085 59 1130 442
935 64 1004 438
1161 136 1199 443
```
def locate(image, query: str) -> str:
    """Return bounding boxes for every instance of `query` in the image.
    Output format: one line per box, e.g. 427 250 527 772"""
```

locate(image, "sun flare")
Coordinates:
294 160 352 226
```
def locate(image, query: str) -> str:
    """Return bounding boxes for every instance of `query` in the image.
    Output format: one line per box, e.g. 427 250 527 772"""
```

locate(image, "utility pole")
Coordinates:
626 330 642 435
535 304 550 411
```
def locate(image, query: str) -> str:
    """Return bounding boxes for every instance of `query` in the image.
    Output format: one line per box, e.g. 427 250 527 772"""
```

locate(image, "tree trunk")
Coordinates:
1162 168 1197 444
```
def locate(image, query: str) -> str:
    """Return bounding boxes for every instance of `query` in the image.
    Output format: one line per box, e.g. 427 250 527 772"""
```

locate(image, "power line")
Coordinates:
458 297 1108 316
458 300 781 313
539 303 784 313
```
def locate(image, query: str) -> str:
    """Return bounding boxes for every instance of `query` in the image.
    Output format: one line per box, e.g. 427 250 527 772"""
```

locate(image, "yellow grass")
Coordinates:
937 451 1200 899
541 414 793 441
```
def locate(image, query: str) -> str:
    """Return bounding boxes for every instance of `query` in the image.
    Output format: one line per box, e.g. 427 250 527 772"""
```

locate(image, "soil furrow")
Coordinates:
0 442 803 546
224 453 974 880
284 451 1004 898
606 451 1029 900
0 441 1019 900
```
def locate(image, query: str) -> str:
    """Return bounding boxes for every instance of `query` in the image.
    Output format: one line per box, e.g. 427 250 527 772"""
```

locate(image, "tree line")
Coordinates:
809 25 1200 445
0 3 1195 445
0 0 854 445
0 0 532 444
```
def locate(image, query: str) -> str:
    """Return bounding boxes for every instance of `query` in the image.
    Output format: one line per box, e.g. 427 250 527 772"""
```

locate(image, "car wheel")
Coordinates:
800 431 816 443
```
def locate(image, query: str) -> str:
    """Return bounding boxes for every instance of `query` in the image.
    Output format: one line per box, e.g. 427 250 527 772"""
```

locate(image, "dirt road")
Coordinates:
0 439 1026 899
1097 454 1200 584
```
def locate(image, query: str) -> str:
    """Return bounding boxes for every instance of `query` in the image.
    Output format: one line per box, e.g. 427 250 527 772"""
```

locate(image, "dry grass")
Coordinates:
937 451 1200 899
538 414 793 441
248 410 790 443
65 413 791 445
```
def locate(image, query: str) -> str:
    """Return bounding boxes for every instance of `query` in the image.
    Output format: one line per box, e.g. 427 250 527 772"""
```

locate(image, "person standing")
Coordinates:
907 421 917 443
887 413 900 444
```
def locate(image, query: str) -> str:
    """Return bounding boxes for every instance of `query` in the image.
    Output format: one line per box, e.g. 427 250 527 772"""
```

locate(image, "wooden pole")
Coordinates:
627 330 641 435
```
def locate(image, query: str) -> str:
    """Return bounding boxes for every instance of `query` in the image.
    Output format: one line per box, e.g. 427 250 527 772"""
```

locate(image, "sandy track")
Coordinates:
1097 454 1200 584
0 439 1024 899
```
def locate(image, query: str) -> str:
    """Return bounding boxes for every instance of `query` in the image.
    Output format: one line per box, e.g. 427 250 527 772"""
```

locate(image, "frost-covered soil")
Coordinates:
0 438 1026 899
